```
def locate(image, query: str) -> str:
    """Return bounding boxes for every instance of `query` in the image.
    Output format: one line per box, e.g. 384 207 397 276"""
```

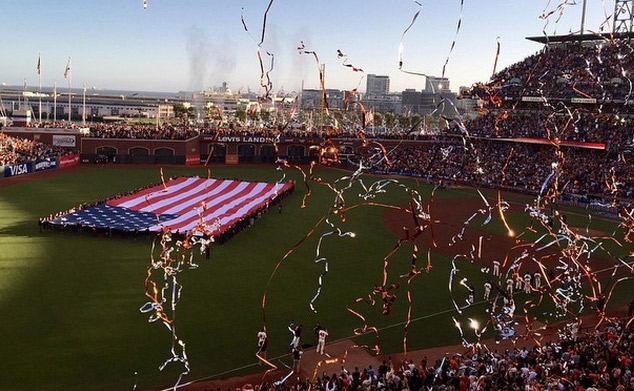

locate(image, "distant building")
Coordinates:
362 93 401 114
456 86 478 116
0 86 181 122
300 89 345 111
402 89 422 113
366 74 390 97
401 83 457 117
425 76 450 93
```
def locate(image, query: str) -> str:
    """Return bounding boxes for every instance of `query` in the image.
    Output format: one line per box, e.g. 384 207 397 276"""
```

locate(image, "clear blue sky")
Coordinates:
0 0 616 94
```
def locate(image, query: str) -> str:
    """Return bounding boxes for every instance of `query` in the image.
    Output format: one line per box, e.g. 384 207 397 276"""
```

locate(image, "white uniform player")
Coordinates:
257 330 268 361
533 272 541 289
524 273 532 294
483 282 492 300
506 278 514 294
493 260 500 277
316 328 328 354
515 275 524 290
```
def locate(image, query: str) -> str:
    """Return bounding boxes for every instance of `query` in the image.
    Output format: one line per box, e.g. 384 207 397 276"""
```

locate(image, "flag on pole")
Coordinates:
364 109 374 128
64 57 71 79
37 54 41 75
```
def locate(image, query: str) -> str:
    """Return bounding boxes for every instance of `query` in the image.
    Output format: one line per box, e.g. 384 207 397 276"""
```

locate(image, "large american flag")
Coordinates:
50 177 293 235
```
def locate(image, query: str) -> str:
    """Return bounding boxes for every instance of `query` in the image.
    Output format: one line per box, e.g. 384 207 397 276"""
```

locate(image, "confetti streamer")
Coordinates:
491 36 501 77
440 0 465 79
241 0 277 100
398 0 423 71
137 170 221 390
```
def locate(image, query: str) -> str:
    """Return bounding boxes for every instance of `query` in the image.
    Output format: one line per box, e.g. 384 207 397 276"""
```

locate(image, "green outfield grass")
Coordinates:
0 165 631 391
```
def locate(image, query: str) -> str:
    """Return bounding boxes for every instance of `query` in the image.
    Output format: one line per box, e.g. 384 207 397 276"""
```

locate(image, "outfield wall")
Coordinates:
80 136 200 164
0 154 80 178
2 126 436 167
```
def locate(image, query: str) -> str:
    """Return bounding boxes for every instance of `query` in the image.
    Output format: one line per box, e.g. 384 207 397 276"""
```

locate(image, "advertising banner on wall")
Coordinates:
202 135 275 144
34 159 57 172
59 154 80 168
185 154 199 165
225 154 239 165
52 135 77 147
4 162 33 177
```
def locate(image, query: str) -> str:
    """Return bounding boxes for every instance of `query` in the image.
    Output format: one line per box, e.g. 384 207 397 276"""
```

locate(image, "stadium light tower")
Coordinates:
613 0 634 33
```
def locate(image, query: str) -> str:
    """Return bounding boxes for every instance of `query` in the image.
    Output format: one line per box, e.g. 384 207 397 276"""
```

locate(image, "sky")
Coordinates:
0 0 618 94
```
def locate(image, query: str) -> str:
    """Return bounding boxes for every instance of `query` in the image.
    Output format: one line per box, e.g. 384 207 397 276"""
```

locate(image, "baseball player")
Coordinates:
316 328 329 355
533 272 541 289
523 273 532 294
483 282 492 300
493 259 500 277
257 329 268 361
506 278 514 294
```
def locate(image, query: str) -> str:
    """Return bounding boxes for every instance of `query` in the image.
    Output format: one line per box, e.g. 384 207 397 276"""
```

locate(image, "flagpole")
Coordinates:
38 53 42 123
82 83 86 125
53 82 57 122
24 78 28 108
68 57 72 122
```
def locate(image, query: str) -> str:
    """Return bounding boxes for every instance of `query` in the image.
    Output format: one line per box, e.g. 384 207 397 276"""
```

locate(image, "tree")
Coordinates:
173 103 194 123
411 113 422 132
398 113 410 130
373 112 383 129
297 110 310 125
333 110 344 129
248 108 259 123
384 111 395 131
205 104 222 121
235 107 247 123
260 109 271 124
345 110 359 127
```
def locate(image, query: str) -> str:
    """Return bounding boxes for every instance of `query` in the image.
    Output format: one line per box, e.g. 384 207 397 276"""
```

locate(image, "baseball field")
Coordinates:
0 165 631 391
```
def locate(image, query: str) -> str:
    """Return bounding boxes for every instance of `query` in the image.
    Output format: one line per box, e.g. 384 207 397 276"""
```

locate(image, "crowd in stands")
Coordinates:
29 121 84 129
87 123 201 139
77 121 429 142
79 109 630 148
373 139 634 201
462 111 633 148
245 317 634 391
0 132 74 166
479 40 634 102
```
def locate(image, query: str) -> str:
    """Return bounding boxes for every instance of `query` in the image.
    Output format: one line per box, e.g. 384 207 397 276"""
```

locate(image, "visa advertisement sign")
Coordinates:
4 162 33 177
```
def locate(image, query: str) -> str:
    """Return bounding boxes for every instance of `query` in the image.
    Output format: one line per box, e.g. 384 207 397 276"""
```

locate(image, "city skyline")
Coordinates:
0 1 618 94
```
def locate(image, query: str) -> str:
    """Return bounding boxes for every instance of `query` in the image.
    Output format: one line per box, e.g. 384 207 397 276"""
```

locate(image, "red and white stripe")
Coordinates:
108 177 292 234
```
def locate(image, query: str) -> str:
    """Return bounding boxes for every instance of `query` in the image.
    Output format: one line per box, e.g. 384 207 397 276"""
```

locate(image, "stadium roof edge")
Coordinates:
526 31 634 44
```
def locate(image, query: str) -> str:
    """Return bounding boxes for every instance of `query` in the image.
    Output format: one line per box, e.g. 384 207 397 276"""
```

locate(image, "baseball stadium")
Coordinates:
2 2 634 391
